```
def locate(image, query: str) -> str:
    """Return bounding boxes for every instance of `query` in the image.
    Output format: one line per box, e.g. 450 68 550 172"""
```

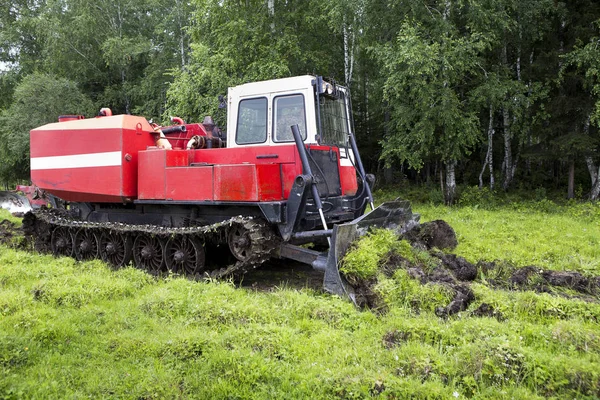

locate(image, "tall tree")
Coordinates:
562 17 600 199
374 2 483 204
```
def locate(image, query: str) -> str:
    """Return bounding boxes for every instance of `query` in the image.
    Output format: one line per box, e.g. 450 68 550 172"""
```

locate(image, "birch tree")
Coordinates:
375 19 481 204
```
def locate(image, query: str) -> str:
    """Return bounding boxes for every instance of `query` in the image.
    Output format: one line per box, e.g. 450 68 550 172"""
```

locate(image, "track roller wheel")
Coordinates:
51 226 74 257
99 231 132 268
228 220 273 262
73 229 99 261
164 235 205 275
133 234 165 274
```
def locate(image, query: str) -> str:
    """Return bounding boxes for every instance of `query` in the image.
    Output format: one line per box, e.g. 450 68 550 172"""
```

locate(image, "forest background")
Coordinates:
2 0 600 204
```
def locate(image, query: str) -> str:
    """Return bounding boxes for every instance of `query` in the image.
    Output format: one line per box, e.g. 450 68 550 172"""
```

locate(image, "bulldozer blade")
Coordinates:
0 191 33 215
322 201 420 304
323 222 359 304
353 200 420 235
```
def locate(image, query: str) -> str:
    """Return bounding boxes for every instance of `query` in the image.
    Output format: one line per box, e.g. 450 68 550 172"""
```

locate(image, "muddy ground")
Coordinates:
0 219 25 248
2 216 599 315
353 220 600 315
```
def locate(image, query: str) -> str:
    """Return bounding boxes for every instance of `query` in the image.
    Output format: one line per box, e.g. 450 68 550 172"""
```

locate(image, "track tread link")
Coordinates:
24 208 279 279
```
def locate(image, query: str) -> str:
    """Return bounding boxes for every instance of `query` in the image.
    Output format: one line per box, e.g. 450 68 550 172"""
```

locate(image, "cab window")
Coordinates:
273 94 306 142
236 97 268 144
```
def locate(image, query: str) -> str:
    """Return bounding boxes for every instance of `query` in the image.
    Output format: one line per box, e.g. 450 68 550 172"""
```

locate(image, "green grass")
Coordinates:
1 202 600 399
416 202 600 274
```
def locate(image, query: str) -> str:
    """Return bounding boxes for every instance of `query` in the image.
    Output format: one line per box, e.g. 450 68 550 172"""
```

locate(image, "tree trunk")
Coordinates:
384 165 394 185
582 115 599 199
585 156 598 187
591 167 600 201
343 16 355 86
568 159 575 199
177 0 187 68
585 157 600 200
502 106 513 190
445 161 456 205
479 106 495 190
267 0 275 31
439 164 444 197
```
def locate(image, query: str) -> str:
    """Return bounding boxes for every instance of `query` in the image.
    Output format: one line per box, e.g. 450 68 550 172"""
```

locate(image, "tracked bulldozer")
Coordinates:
19 75 418 302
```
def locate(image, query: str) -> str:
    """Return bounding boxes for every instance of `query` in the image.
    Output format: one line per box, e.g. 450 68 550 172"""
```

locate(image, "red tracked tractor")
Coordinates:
22 75 418 302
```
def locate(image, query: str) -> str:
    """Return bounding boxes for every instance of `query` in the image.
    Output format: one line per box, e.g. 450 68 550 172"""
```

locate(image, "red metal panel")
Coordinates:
166 167 214 201
166 150 192 167
30 128 122 158
256 164 283 201
193 145 297 165
281 164 299 198
339 165 358 196
138 149 166 200
31 166 123 202
214 165 258 201
30 115 155 202
30 115 153 157
121 119 156 198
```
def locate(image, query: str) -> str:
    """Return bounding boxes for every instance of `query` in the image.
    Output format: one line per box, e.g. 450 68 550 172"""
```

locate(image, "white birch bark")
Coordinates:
589 161 600 201
343 16 355 85
585 156 597 187
502 106 512 190
479 106 495 189
501 42 516 190
268 0 275 31
445 161 456 205
178 0 186 68
583 115 600 200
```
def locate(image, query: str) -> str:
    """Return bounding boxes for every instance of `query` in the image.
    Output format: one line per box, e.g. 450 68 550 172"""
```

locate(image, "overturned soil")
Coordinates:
353 220 600 315
0 219 23 247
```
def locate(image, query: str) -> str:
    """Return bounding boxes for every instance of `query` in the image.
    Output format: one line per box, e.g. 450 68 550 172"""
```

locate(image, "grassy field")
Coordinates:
1 199 599 399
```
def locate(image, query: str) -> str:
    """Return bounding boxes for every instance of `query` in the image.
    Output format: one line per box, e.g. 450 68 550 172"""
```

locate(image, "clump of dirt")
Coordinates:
347 219 600 316
403 220 458 250
22 211 52 252
0 219 16 244
382 330 410 349
471 303 504 321
354 246 479 314
354 277 389 314
435 284 475 318
0 219 27 248
434 252 478 281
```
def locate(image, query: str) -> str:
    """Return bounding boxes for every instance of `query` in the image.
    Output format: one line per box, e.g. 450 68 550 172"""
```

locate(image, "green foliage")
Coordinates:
458 186 498 208
0 208 23 227
341 229 399 281
0 73 93 183
2 0 600 196
375 20 481 170
376 270 453 314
